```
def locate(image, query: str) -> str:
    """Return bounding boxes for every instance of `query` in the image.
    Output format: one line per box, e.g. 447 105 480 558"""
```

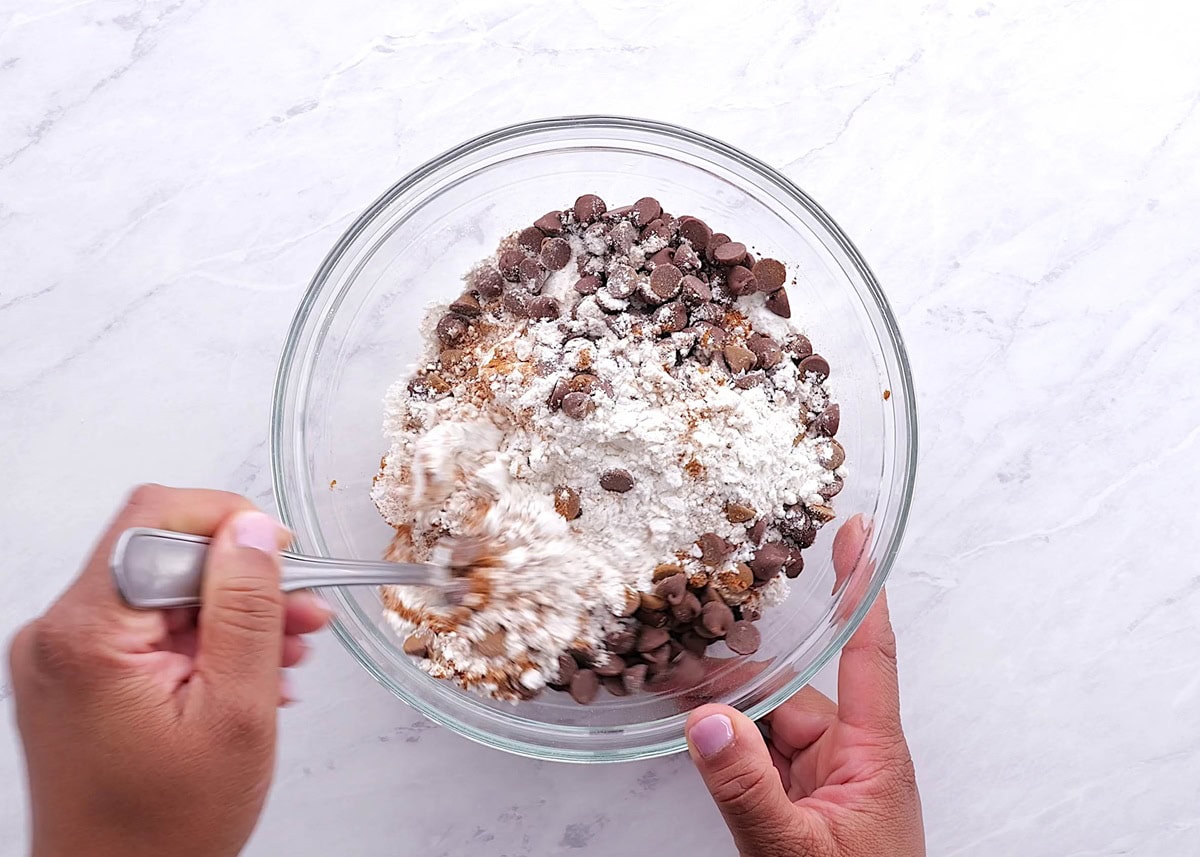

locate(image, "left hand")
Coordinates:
8 485 332 857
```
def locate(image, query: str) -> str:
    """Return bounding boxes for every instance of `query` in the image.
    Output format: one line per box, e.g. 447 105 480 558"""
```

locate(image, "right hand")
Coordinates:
684 515 925 856
9 485 331 857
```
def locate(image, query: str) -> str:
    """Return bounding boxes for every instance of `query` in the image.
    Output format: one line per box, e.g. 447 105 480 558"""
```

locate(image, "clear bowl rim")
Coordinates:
270 114 919 763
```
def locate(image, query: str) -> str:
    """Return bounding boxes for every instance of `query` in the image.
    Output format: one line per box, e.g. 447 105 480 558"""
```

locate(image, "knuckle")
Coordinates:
710 764 780 822
211 575 284 631
23 616 81 678
126 482 170 511
217 700 275 749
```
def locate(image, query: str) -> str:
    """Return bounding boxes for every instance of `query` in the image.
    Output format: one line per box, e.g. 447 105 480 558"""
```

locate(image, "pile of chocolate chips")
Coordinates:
409 194 845 704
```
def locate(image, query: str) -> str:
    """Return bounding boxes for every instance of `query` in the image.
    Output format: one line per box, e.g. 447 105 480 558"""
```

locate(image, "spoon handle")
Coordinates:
110 527 449 609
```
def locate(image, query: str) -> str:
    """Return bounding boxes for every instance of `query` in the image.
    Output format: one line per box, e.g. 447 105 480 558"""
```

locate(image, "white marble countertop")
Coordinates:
3 1 1199 854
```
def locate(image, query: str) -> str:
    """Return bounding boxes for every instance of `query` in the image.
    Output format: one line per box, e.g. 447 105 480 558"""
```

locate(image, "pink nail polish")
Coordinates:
234 511 282 554
690 714 734 758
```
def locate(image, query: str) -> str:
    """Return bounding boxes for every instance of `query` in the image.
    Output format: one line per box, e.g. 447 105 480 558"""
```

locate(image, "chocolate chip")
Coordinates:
436 314 467 345
402 635 428 657
819 475 844 499
643 642 673 666
734 373 764 389
608 221 639 254
450 293 481 317
741 602 763 622
517 226 546 254
705 232 732 263
765 288 791 318
502 287 533 318
784 547 805 578
499 248 525 281
641 219 671 242
556 652 578 684
473 266 505 298
637 607 670 628
692 322 727 362
595 654 626 677
671 591 702 623
534 211 564 235
734 563 755 589
631 196 663 226
680 630 710 656
605 204 634 219
569 277 597 297
749 541 788 582
574 194 607 223
696 532 733 566
670 652 705 686
517 257 544 286
605 627 637 655
599 468 634 493
421 371 451 394
562 391 596 420
439 349 467 369
554 485 581 520
819 439 846 470
528 295 561 320
622 663 649 694
690 302 725 325
700 600 735 637
680 275 711 305
569 669 600 704
747 518 767 545
606 263 638 299
647 263 684 302
653 301 688 334
752 258 787 291
780 508 816 547
798 354 830 382
548 377 572 410
639 591 668 611
725 502 756 523
725 621 761 655
811 403 840 437
568 373 601 394
647 247 673 270
678 216 712 248
713 241 748 265
808 503 836 524
655 573 687 605
672 242 701 272
618 587 641 617
652 562 685 582
637 626 671 652
786 334 813 361
723 344 756 373
725 265 758 296
477 629 508 658
540 237 572 271
747 334 782 369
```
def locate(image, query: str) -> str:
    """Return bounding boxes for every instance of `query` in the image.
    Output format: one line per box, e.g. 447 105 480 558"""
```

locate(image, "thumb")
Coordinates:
686 704 815 856
195 510 288 710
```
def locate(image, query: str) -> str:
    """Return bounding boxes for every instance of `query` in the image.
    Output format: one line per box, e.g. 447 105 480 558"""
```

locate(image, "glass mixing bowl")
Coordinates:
271 116 916 762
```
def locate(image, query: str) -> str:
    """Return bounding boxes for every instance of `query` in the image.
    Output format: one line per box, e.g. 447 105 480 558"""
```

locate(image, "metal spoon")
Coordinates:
111 527 460 609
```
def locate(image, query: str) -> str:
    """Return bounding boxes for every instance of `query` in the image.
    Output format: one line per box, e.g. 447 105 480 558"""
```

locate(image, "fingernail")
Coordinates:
690 714 734 758
234 511 283 554
280 673 298 706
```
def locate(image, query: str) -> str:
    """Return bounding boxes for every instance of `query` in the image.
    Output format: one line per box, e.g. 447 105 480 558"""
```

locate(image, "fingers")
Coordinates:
64 485 258 611
686 704 823 856
284 592 333 636
837 588 902 735
193 510 287 715
765 685 838 753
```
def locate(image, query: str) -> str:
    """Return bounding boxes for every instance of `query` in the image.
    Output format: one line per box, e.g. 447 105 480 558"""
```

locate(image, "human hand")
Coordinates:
9 485 332 857
684 515 924 856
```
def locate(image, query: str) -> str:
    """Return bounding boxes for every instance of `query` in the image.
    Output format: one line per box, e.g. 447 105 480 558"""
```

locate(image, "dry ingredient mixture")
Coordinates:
371 194 846 704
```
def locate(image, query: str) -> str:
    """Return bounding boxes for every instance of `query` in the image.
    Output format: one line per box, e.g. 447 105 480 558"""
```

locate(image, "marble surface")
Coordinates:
3 0 1200 853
